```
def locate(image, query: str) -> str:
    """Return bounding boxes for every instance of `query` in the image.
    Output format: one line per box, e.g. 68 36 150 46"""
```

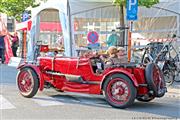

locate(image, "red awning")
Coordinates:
16 21 62 32
40 22 62 32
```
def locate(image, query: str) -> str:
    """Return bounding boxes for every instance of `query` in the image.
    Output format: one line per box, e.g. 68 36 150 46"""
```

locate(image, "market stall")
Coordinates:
27 0 121 61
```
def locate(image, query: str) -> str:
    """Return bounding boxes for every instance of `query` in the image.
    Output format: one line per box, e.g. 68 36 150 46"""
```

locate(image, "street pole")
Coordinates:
127 21 132 62
126 0 138 62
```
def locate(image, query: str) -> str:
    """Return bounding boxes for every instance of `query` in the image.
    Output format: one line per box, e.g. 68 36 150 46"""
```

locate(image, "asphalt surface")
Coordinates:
0 64 18 84
0 64 180 120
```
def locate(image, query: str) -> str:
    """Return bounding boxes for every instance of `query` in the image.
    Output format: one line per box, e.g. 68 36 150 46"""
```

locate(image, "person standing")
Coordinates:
10 32 19 57
106 29 120 47
0 35 5 63
0 14 8 63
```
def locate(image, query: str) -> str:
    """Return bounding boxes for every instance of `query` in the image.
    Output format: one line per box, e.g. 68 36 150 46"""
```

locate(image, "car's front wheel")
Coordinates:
103 74 137 108
17 68 39 98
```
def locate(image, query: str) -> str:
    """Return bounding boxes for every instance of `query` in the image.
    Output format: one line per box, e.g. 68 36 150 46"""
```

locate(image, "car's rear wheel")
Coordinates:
145 63 166 97
17 68 39 98
103 74 137 108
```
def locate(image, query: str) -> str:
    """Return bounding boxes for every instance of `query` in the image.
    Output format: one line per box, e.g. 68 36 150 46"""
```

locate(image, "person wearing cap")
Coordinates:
117 47 128 63
106 29 120 47
105 46 120 68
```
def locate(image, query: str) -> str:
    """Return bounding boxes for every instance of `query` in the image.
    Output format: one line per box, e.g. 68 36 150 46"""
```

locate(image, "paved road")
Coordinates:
0 64 18 84
0 64 179 120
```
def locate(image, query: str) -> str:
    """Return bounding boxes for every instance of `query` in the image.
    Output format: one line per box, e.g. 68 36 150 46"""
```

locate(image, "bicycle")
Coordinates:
141 36 180 86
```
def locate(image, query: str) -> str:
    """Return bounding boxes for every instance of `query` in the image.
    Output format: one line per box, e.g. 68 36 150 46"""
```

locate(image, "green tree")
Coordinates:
0 0 40 21
114 0 159 8
113 0 159 45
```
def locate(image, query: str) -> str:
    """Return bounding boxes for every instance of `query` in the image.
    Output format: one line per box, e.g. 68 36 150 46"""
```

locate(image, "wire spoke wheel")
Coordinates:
17 68 39 98
103 74 136 108
108 79 130 103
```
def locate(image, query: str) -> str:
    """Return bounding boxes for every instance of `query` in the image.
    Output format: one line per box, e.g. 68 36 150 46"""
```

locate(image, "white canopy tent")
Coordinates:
133 0 180 39
26 0 180 61
27 0 119 61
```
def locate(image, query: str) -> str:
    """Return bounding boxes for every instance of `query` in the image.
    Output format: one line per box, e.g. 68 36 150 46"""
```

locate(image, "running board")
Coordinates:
45 71 100 85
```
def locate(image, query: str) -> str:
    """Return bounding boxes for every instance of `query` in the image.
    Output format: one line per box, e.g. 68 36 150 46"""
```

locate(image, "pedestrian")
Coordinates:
0 14 8 63
10 32 19 57
0 35 5 63
106 29 120 47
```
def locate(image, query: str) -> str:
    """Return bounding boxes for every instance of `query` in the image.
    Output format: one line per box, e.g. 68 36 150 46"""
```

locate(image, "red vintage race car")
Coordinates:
16 56 166 108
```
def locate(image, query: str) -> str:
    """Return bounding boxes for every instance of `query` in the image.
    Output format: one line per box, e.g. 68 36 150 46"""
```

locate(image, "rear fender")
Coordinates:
101 69 139 90
17 64 44 91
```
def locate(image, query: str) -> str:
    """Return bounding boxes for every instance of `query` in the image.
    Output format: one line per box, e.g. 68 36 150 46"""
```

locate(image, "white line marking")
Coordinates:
32 95 64 106
0 95 16 109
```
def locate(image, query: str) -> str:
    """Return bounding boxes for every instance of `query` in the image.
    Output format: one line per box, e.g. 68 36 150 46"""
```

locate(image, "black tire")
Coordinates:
163 70 174 86
17 67 39 98
174 71 180 82
145 63 166 97
136 96 155 102
103 74 137 108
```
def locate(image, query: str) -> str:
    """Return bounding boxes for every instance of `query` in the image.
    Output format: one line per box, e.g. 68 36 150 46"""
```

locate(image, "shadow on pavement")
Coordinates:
44 92 179 118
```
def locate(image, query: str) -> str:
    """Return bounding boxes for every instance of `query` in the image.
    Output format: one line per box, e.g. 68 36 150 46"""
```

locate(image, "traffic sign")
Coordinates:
22 12 29 22
126 0 138 21
87 43 100 49
87 31 99 44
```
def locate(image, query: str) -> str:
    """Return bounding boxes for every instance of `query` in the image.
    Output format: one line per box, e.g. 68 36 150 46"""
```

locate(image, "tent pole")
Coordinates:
68 0 73 56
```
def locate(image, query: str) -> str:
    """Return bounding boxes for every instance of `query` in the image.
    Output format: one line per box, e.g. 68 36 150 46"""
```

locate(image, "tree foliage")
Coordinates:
113 0 159 8
0 0 40 21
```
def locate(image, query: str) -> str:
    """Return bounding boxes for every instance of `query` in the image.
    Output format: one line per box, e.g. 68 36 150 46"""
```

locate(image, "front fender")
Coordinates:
17 64 44 91
101 69 139 90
